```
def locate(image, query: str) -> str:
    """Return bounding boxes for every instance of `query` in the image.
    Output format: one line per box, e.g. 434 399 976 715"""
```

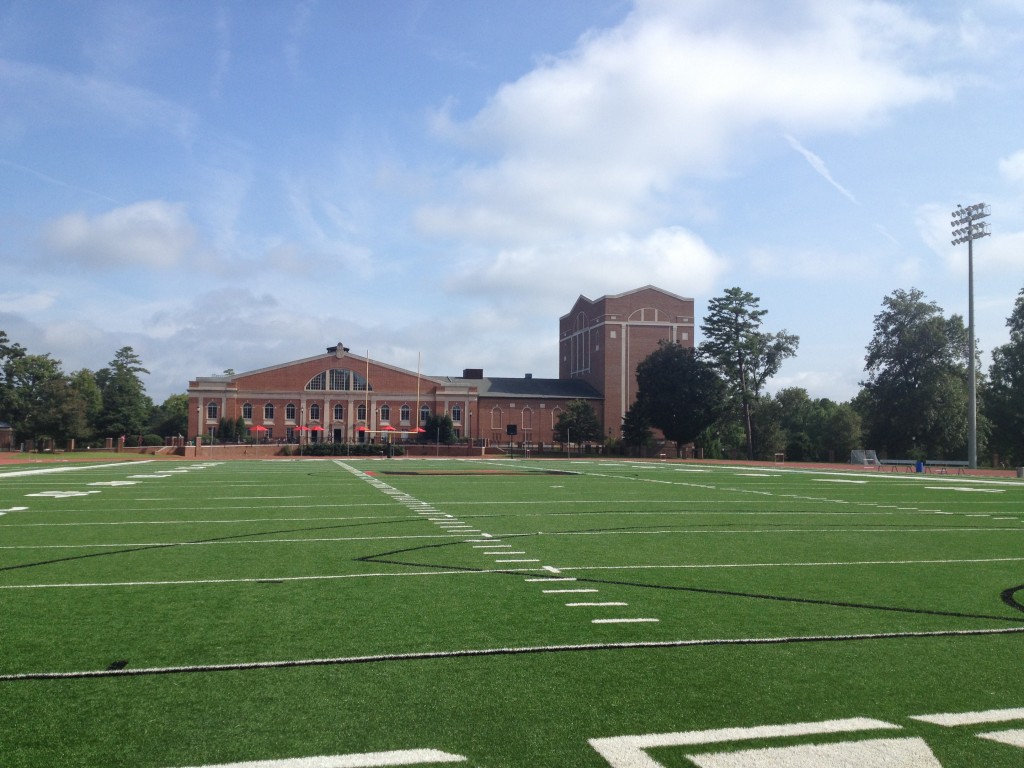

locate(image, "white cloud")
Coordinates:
42 201 197 269
421 0 949 243
0 290 57 314
446 227 726 311
998 150 1024 183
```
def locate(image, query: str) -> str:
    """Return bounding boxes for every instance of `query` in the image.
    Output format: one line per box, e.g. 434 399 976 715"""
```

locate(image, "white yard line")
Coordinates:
8 626 1023 681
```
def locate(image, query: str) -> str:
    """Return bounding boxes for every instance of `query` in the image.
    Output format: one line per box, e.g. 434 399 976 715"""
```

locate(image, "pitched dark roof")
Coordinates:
450 377 601 399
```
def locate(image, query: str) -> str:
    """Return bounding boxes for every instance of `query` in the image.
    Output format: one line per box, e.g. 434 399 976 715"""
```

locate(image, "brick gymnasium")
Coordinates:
187 286 694 448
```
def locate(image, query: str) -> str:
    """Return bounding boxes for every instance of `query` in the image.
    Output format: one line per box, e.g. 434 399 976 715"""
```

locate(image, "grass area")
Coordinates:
2 457 1024 767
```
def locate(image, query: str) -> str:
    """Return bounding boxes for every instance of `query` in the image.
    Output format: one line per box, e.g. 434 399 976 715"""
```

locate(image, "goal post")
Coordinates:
850 450 879 467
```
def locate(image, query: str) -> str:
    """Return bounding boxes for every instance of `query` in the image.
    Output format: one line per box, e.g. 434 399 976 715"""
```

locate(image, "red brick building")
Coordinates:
559 285 695 434
187 285 693 446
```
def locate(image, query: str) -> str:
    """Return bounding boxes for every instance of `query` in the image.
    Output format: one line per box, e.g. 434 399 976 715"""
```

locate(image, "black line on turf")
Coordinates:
0 518 422 573
1000 584 1024 613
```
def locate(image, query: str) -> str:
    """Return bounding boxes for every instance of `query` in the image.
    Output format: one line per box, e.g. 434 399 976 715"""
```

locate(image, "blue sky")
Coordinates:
3 0 1024 404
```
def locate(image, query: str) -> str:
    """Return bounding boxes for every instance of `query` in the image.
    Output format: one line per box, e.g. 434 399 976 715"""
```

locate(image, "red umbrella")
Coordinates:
357 425 368 432
251 425 268 433
294 425 308 431
382 425 396 431
308 425 324 431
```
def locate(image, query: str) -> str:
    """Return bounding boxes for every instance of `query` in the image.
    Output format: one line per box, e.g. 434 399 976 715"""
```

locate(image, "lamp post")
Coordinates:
951 202 991 470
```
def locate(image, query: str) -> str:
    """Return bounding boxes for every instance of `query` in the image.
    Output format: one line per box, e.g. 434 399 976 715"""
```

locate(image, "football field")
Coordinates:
2 457 1023 767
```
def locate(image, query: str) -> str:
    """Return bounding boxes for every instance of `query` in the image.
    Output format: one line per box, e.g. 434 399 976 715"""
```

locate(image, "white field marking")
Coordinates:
472 544 511 548
521 526 1024 538
543 589 598 594
813 479 868 484
0 506 29 512
735 473 780 477
684 737 939 768
588 717 901 768
495 551 526 555
0 514 409 528
911 707 1024 726
543 565 562 574
925 486 1005 493
592 618 659 624
494 558 540 563
566 602 628 607
0 461 152 478
480 533 493 538
0 534 478 551
26 490 100 498
88 481 139 486
967 514 989 517
6 627 1024 681
526 576 575 582
979 729 1024 748
165 748 468 767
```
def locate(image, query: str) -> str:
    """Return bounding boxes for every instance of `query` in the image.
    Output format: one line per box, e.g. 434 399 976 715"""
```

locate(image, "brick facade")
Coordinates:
559 285 695 434
188 285 693 447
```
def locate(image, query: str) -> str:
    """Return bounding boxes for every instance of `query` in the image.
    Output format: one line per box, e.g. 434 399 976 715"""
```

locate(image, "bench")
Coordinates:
878 459 917 472
925 460 969 475
878 459 969 475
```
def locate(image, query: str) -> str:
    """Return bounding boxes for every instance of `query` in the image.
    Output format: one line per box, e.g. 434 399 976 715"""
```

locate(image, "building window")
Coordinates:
357 403 367 421
400 405 411 423
380 404 390 422
420 405 430 424
264 403 274 420
306 372 327 391
242 403 253 419
206 402 218 419
286 403 296 421
490 406 503 429
522 407 533 430
329 369 349 390
551 407 561 427
309 404 320 421
334 404 344 421
451 404 462 423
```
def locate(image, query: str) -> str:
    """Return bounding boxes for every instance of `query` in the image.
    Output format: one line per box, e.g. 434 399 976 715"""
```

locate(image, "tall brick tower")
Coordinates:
558 285 695 436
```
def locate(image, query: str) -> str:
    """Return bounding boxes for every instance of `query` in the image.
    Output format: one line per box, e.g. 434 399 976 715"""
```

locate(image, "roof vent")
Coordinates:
462 368 484 379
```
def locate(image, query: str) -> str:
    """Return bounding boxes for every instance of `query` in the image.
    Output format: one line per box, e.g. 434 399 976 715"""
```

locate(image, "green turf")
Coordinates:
2 458 1023 767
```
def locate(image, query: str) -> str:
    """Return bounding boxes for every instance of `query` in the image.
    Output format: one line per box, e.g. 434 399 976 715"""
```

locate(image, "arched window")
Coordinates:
452 404 462 423
400 405 411 423
207 402 218 419
490 406 503 429
357 404 367 421
333 404 344 421
309 404 320 421
522 407 533 430
380 404 391 422
420 405 430 424
242 403 253 419
286 403 296 420
264 403 275 420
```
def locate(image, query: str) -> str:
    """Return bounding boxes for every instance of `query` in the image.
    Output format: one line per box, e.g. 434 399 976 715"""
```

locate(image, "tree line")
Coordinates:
0 332 187 449
556 285 1024 466
4 284 1024 464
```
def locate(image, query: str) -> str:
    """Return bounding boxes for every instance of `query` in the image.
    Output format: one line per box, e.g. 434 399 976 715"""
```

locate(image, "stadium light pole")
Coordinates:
950 202 991 470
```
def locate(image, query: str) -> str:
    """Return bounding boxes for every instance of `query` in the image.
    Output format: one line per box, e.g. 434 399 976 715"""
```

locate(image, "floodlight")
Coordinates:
950 201 990 469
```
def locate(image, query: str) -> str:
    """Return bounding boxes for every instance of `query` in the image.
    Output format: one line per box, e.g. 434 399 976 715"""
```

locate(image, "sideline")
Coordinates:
0 461 155 478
